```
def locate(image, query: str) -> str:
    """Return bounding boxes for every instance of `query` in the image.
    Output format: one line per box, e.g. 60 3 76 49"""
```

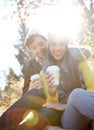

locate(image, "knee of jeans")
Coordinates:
67 88 83 105
92 120 94 130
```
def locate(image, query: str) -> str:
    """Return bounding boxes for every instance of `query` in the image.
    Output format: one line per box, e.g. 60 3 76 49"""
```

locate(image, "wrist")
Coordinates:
48 90 56 96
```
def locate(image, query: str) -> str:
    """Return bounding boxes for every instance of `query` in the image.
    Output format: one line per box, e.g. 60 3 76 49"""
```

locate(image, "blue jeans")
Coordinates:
61 88 94 130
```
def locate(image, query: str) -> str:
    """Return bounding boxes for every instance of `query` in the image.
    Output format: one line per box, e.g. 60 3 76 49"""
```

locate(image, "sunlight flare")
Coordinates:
28 3 84 40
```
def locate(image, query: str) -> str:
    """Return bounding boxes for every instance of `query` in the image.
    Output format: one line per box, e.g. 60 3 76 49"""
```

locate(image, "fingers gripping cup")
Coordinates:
47 66 60 86
30 74 41 90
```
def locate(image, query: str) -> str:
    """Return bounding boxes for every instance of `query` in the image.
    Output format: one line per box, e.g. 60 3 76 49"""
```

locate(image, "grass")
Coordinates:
0 106 7 116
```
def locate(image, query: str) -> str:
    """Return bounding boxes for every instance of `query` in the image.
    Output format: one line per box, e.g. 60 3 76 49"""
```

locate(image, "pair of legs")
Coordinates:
0 88 61 130
0 89 45 130
62 88 94 130
44 88 94 130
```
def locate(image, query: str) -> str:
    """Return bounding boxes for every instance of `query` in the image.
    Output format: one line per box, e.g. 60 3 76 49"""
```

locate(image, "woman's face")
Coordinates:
49 37 67 61
29 36 48 60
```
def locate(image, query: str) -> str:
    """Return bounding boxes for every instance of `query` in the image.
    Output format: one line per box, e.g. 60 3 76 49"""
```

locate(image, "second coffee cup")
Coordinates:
46 65 60 86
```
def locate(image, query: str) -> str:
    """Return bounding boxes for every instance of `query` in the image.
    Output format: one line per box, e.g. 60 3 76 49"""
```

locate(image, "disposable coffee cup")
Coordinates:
46 66 60 86
30 74 40 81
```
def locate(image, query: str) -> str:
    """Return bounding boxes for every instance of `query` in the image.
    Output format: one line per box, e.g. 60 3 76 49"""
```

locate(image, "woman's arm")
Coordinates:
40 70 59 103
42 102 66 111
69 45 92 62
78 60 94 92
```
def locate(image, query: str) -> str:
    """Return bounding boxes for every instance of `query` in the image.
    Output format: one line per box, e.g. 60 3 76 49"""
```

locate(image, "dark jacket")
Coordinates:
22 58 42 94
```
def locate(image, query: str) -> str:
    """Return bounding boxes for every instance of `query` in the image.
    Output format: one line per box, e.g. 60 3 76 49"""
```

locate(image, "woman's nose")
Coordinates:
55 45 61 50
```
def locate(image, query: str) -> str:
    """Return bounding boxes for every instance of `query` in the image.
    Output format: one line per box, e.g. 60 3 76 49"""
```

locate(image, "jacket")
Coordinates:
22 58 42 94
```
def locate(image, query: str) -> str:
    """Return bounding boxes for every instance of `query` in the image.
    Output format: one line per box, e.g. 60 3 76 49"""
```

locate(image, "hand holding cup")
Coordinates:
46 66 60 86
46 66 60 95
29 74 42 90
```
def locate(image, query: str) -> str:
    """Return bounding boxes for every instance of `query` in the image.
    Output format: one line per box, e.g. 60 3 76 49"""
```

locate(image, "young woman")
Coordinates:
44 61 94 130
43 33 94 130
43 33 83 104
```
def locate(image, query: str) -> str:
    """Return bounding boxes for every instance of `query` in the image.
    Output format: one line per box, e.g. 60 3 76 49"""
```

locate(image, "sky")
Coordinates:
0 19 21 90
0 0 21 90
0 0 90 90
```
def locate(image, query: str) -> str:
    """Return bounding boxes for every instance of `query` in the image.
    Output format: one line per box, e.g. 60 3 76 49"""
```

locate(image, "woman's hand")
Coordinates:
29 78 42 90
45 72 57 95
42 102 66 111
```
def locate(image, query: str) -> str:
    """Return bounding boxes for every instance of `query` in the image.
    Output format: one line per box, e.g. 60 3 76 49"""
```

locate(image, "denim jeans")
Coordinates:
61 88 94 130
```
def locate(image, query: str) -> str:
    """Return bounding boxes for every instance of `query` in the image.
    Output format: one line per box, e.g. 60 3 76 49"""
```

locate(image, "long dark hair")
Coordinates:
64 45 81 88
46 41 81 89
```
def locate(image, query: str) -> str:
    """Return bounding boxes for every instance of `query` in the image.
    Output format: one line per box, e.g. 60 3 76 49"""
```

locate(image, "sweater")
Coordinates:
78 60 94 92
40 70 59 103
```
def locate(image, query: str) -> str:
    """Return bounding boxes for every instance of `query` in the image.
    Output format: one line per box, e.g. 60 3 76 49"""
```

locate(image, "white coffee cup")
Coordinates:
46 65 60 86
30 74 40 81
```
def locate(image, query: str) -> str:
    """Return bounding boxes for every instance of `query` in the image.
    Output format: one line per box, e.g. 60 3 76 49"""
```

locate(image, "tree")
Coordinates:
77 0 94 33
1 68 24 108
14 22 30 66
82 32 94 51
4 0 94 62
75 0 94 49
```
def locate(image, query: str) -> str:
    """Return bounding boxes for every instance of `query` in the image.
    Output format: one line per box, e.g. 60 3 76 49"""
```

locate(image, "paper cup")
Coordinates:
30 74 40 81
47 66 60 86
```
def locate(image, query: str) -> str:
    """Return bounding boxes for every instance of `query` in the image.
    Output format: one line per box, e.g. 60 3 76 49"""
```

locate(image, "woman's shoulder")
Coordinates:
69 45 92 62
